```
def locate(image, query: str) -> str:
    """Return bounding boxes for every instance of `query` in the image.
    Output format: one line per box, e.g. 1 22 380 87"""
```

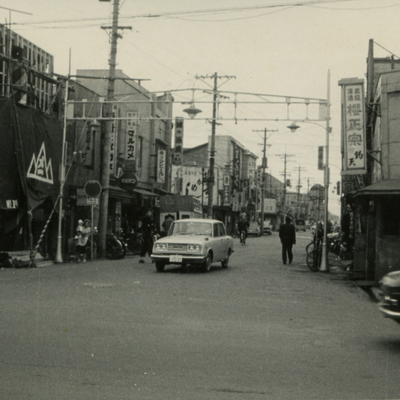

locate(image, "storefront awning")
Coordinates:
354 179 400 197
131 188 159 197
109 185 132 200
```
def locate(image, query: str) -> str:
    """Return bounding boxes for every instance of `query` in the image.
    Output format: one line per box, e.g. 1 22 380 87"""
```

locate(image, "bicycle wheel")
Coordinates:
306 249 321 272
306 242 314 255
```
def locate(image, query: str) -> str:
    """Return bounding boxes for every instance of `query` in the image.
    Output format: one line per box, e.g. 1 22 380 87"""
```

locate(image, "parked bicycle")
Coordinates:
306 235 322 272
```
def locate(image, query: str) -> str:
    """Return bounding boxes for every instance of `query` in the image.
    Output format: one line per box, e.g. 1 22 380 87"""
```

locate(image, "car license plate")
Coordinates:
170 255 182 262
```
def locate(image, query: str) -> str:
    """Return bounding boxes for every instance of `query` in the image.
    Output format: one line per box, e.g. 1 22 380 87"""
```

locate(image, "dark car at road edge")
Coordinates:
379 270 400 324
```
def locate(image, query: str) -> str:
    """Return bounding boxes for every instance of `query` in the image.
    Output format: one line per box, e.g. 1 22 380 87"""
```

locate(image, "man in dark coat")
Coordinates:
279 216 296 264
139 209 156 263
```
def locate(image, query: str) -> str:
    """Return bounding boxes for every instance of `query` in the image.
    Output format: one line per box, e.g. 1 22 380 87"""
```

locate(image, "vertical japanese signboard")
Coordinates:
109 104 118 176
232 144 241 189
157 149 166 184
223 174 230 205
124 111 137 171
339 78 367 175
173 117 184 165
81 125 93 167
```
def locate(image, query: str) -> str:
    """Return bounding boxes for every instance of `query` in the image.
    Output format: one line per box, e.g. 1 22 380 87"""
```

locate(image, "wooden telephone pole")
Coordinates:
253 128 276 234
98 0 132 257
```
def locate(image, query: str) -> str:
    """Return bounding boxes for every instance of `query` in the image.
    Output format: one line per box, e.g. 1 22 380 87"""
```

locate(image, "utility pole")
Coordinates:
253 128 276 234
276 152 294 223
98 0 131 257
295 166 306 220
195 73 235 218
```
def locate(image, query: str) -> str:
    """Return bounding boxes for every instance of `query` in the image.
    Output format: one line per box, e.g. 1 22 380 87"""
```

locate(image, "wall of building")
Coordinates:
380 73 400 180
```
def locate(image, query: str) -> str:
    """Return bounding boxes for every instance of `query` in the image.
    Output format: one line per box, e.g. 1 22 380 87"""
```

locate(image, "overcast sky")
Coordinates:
3 0 400 216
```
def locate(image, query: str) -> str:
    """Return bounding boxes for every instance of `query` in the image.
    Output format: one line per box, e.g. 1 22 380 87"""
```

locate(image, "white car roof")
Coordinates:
173 219 221 224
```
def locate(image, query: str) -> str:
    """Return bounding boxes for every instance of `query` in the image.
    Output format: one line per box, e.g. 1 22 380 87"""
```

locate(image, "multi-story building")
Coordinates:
0 24 56 112
65 69 173 239
340 40 400 282
171 135 258 234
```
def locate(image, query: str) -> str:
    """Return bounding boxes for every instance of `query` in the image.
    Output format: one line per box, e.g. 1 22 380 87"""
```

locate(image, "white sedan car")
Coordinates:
151 219 234 272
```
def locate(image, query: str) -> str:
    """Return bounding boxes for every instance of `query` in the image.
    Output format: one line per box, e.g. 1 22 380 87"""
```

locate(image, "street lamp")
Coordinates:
287 122 300 133
183 74 219 219
183 103 202 119
285 72 331 273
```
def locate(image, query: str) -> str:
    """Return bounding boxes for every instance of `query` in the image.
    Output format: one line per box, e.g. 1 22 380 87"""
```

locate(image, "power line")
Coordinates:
11 0 359 28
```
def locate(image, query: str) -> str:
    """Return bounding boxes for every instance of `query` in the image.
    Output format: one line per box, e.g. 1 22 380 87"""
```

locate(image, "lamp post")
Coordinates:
286 71 331 272
55 76 69 263
183 73 217 219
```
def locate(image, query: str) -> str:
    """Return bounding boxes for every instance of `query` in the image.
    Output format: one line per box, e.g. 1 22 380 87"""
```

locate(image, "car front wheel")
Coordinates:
202 253 211 273
221 249 230 269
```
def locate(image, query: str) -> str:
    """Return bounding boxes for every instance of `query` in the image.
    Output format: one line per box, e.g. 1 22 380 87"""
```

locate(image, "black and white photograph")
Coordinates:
1 1 400 399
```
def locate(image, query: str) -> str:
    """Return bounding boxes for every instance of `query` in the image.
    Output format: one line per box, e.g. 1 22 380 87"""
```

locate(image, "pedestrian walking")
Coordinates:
139 209 156 263
161 214 174 237
279 216 296 264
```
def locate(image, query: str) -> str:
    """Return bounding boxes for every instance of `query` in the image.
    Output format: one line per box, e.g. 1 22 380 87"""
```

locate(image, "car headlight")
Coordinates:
187 244 201 252
155 243 168 251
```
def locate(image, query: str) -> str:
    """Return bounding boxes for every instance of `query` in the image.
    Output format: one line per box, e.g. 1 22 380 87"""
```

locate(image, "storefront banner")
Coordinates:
233 144 241 189
263 198 277 213
109 104 118 176
125 111 138 171
81 125 93 167
124 128 136 171
173 117 184 165
339 78 367 175
0 98 63 209
157 149 166 184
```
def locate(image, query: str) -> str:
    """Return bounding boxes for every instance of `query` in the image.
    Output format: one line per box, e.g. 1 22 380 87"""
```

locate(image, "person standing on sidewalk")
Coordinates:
139 209 156 263
279 216 296 264
75 219 91 263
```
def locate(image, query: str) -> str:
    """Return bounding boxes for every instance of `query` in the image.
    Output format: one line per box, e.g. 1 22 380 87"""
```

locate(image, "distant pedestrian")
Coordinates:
139 209 156 263
279 216 296 264
161 214 174 237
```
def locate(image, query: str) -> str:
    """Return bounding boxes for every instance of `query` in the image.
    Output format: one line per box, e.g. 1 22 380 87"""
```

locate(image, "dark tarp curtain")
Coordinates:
0 99 21 209
0 98 63 210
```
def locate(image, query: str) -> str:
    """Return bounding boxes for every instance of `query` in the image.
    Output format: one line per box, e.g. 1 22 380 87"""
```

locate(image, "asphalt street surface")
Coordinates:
1 231 400 400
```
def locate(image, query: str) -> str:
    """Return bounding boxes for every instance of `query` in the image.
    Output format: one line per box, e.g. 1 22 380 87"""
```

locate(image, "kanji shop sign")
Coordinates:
339 78 367 175
232 144 241 189
109 104 118 176
124 111 137 171
172 117 184 165
157 149 166 184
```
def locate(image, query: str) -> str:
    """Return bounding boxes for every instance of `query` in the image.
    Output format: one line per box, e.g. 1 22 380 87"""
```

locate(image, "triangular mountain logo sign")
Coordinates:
27 142 54 184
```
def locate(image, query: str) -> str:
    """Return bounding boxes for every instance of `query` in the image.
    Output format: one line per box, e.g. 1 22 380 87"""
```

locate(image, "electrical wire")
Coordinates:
11 0 361 29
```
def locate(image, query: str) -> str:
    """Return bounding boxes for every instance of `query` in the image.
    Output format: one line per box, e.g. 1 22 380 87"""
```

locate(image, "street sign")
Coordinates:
87 197 99 205
309 184 325 201
84 180 102 197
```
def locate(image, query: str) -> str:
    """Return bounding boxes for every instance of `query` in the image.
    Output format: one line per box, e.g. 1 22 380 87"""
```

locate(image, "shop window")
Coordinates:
382 198 400 236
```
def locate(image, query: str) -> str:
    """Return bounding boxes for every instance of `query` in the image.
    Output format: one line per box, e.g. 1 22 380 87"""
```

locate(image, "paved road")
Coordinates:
1 232 400 399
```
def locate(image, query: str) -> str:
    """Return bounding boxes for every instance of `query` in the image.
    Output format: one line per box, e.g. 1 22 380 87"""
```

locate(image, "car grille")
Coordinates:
166 244 187 251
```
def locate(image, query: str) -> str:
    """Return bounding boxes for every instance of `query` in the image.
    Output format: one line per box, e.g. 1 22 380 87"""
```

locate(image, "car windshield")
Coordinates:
170 221 212 236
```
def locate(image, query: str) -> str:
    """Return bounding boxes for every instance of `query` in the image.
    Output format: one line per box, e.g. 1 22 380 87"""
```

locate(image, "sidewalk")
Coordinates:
323 253 381 303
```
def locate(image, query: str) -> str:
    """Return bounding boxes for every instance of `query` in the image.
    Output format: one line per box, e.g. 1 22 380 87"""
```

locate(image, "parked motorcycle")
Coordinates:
105 231 126 259
339 240 353 261
120 229 143 255
327 232 340 256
